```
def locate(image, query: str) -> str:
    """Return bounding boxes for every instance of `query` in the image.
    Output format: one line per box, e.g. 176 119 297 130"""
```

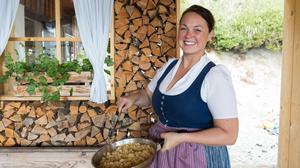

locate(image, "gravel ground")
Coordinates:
208 49 281 168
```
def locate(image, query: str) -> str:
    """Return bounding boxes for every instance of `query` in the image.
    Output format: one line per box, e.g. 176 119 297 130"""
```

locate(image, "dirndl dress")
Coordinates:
148 60 231 168
148 122 231 168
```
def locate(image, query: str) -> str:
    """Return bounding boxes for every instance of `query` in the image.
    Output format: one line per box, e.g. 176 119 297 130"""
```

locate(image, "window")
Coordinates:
10 0 83 63
5 0 113 99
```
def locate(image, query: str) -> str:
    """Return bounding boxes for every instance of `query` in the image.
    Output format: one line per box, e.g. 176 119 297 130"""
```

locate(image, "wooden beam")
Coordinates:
0 95 89 101
288 0 300 167
278 0 300 167
0 147 98 167
55 0 61 63
110 8 115 103
9 37 81 42
176 0 180 59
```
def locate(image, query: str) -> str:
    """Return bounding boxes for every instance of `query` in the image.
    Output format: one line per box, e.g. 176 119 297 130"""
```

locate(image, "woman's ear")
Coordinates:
208 30 214 42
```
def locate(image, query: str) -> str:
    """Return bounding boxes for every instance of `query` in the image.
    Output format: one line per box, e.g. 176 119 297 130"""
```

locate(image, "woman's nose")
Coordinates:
184 30 193 38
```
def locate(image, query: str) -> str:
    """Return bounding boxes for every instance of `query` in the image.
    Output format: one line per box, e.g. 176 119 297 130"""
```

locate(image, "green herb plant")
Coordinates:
0 48 113 102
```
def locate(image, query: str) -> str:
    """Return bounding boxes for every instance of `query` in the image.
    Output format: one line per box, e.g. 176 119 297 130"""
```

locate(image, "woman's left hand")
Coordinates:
160 132 184 152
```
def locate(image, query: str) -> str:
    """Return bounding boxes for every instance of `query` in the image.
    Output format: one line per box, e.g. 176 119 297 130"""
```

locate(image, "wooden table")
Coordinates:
0 147 99 168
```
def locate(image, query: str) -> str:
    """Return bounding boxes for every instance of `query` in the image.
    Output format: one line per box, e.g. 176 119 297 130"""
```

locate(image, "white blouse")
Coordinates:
148 54 238 119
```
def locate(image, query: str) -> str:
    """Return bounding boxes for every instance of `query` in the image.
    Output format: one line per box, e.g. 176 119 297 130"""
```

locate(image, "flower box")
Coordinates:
13 72 92 97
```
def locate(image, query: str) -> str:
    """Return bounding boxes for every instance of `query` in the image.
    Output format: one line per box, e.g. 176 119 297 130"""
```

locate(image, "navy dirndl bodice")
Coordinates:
152 60 216 129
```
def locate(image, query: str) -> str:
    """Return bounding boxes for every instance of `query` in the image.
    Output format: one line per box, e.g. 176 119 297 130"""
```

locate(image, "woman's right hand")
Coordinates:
117 95 133 112
117 88 152 112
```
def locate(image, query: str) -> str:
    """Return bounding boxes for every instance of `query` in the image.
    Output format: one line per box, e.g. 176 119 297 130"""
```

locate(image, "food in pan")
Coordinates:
97 142 155 168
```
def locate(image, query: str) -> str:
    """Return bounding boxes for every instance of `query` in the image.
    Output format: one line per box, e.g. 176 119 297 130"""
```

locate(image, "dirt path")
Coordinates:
209 49 281 167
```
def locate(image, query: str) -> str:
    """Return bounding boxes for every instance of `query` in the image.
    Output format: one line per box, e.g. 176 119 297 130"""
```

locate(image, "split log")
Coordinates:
80 113 91 123
75 128 90 141
86 136 97 145
129 6 141 20
119 7 129 18
114 1 123 15
128 45 139 57
122 60 133 71
91 126 100 137
2 118 12 127
147 0 156 10
47 127 57 137
65 134 76 142
116 25 129 36
115 18 130 28
6 102 21 109
46 110 54 121
31 125 48 135
3 109 14 118
69 101 80 115
5 128 14 138
95 133 105 143
87 109 97 118
105 105 118 120
136 0 148 10
4 138 16 146
10 114 22 122
132 18 142 28
150 17 162 28
17 104 27 115
79 102 87 113
91 114 106 127
36 107 45 117
161 34 176 47
0 122 5 132
35 115 48 125
0 134 6 143
158 5 168 14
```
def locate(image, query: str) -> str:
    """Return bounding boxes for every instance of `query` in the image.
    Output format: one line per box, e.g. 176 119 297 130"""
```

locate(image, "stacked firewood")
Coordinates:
0 0 178 147
0 101 153 146
114 0 177 98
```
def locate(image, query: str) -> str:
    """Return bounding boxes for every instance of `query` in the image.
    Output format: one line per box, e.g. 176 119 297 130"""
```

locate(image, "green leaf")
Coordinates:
26 84 37 95
105 56 114 66
104 69 111 75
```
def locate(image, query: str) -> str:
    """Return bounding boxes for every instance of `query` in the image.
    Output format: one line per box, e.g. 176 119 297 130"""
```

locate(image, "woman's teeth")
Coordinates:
184 41 196 45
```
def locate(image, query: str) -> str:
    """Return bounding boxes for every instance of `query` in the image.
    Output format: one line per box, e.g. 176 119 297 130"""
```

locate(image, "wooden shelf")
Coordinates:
0 95 90 101
0 90 114 102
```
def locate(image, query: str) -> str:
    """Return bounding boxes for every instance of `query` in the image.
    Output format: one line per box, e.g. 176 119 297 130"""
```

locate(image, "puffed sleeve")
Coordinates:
202 65 238 119
147 59 176 93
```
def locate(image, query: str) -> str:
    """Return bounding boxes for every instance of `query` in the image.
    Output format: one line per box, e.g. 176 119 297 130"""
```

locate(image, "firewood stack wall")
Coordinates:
0 0 177 147
0 101 155 146
114 0 177 97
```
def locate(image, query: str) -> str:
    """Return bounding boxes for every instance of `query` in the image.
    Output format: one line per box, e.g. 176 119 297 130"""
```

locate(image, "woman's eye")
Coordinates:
180 27 187 31
195 29 201 32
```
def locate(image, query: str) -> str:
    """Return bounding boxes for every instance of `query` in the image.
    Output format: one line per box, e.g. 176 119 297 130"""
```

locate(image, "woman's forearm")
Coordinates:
181 119 238 146
161 118 239 150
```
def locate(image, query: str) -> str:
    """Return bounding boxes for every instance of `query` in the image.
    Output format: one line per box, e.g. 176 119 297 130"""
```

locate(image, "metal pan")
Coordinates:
91 138 157 168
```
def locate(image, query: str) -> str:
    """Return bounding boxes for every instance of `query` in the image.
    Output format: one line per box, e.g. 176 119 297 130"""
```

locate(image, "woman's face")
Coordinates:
178 12 213 56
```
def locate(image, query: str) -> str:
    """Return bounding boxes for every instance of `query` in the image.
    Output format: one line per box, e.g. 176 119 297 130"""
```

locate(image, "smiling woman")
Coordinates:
117 4 238 168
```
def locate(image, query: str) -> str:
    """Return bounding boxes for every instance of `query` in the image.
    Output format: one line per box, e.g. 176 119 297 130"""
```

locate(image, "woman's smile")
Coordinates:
183 40 197 46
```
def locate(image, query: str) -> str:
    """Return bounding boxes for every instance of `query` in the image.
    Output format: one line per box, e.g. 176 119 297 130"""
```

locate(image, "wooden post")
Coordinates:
110 8 115 102
55 0 61 63
176 0 180 59
278 0 300 167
